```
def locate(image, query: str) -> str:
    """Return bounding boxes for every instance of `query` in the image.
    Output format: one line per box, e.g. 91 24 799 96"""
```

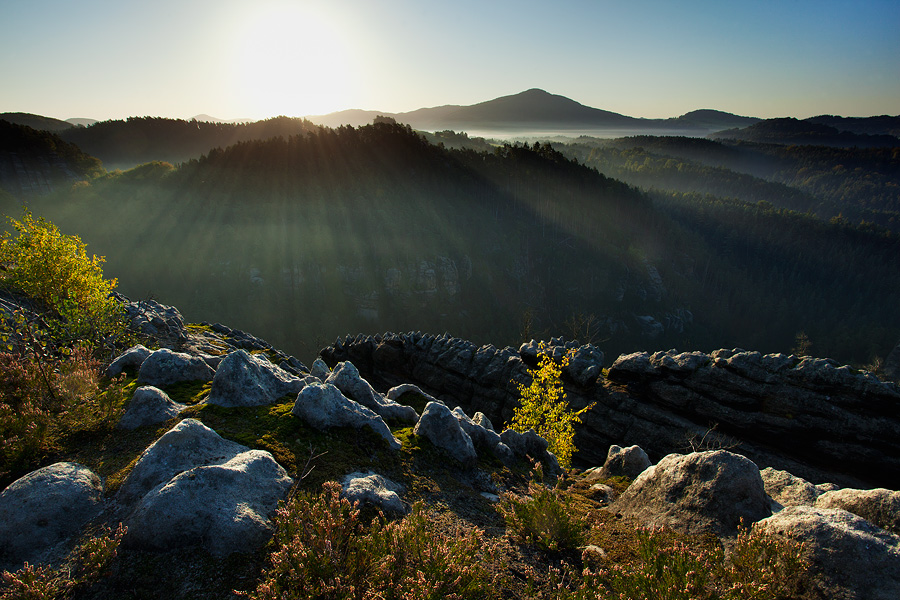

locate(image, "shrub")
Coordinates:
565 524 809 600
0 211 123 349
0 524 126 600
501 477 589 552
246 481 498 600
509 346 594 469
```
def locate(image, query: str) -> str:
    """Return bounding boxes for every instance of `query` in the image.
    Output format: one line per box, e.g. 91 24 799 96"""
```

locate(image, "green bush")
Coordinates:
247 481 498 600
501 478 589 552
0 211 123 349
565 524 809 600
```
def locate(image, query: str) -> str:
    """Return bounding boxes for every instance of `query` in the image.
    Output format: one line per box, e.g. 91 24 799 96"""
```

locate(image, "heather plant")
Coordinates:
0 524 126 600
0 341 119 480
509 345 595 469
246 481 498 600
564 524 808 600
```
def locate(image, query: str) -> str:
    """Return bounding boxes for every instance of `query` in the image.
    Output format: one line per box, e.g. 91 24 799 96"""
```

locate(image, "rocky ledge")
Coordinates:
321 333 900 488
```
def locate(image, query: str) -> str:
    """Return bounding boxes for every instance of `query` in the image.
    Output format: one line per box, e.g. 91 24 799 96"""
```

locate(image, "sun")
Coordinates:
231 5 359 118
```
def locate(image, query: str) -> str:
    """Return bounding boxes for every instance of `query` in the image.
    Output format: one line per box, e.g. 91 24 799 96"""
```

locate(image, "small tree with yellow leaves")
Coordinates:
0 211 123 350
509 347 594 469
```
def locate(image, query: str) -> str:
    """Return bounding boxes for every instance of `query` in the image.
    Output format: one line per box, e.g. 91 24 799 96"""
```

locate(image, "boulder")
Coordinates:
755 506 900 600
326 361 418 423
137 348 215 388
564 345 604 386
310 358 331 379
473 412 495 432
117 386 186 430
0 462 103 570
815 488 900 535
612 450 771 538
124 298 187 343
117 418 249 506
452 406 501 450
125 450 293 557
207 349 303 408
292 383 401 451
107 344 152 378
414 401 477 467
598 444 651 480
341 472 408 515
760 467 821 510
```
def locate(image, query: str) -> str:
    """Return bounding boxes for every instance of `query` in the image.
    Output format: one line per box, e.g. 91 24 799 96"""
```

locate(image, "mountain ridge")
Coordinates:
307 88 761 134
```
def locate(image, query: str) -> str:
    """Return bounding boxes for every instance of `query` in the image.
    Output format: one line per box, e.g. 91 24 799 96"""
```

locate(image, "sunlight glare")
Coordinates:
231 4 358 118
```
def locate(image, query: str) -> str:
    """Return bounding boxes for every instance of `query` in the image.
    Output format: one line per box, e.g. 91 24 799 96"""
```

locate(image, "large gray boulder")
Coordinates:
816 488 900 536
107 344 152 378
598 444 651 480
137 348 215 388
207 349 304 408
761 467 822 509
125 450 293 557
755 506 900 600
0 462 103 570
326 362 418 423
414 401 477 467
117 386 186 430
612 450 771 538
117 418 248 506
452 406 501 450
292 383 401 451
341 472 408 515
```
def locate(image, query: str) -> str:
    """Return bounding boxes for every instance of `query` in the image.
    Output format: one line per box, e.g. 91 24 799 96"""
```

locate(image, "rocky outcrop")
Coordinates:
414 402 477 467
606 349 900 487
117 386 186 430
137 348 215 388
760 467 822 509
292 383 401 450
0 463 103 571
107 344 152 378
815 488 900 536
320 333 900 488
755 506 900 600
123 298 188 347
611 450 771 538
326 361 418 423
207 349 304 408
126 450 293 557
117 418 249 506
118 419 293 557
596 444 651 480
341 472 408 515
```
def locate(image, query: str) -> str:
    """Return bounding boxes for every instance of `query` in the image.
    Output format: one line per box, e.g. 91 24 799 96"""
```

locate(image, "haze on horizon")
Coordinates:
1 0 898 123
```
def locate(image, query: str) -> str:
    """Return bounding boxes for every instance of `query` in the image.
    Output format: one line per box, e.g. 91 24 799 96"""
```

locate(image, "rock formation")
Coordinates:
117 385 186 430
320 333 900 488
611 450 771 538
0 463 103 571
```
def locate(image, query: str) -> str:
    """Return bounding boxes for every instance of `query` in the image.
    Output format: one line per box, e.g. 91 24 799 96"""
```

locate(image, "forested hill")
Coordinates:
711 117 899 147
0 120 104 197
561 135 900 233
57 115 321 170
5 121 900 366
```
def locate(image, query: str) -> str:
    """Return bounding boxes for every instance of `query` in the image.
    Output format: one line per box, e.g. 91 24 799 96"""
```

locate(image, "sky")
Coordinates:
1 0 898 122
